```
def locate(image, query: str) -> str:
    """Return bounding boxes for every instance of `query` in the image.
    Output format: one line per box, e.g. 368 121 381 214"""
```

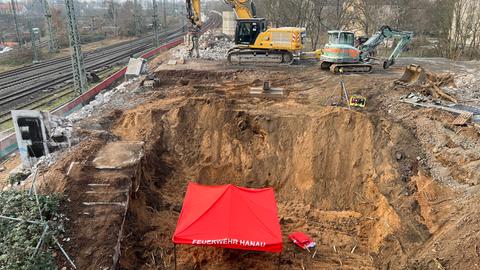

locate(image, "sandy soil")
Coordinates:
0 154 20 189
31 53 480 270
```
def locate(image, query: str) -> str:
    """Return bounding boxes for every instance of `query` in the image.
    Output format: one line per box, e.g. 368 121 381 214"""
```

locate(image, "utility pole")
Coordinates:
182 0 185 30
10 0 22 47
134 0 141 36
42 0 58 53
162 0 166 27
65 0 87 95
112 1 118 36
28 20 38 63
152 0 160 47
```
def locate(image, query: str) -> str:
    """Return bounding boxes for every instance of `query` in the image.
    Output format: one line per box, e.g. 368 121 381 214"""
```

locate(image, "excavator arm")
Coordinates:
186 0 202 28
185 0 257 57
186 0 256 27
222 0 256 19
359 25 413 69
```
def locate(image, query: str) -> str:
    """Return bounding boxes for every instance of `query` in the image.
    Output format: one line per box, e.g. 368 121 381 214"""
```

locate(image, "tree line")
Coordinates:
250 0 480 60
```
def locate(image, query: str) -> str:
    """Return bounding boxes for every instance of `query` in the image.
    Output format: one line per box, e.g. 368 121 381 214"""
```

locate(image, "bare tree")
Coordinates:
249 0 479 59
51 7 68 47
352 0 388 35
117 1 136 36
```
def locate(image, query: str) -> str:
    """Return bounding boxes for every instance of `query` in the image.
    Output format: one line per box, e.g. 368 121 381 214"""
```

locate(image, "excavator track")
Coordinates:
227 48 294 65
329 63 373 74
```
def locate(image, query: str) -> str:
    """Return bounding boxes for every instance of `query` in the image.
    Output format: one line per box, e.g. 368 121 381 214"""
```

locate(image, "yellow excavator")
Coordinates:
186 0 320 64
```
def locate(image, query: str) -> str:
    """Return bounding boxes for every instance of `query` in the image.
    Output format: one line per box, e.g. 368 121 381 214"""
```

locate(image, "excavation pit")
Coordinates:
110 94 428 269
39 67 478 270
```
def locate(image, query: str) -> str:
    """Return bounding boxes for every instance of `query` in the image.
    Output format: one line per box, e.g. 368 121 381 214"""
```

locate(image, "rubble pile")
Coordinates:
198 30 233 60
67 79 137 122
49 115 74 141
199 39 232 60
396 66 478 104
172 30 233 61
421 72 458 103
446 72 480 102
171 46 189 60
397 71 458 103
199 30 234 60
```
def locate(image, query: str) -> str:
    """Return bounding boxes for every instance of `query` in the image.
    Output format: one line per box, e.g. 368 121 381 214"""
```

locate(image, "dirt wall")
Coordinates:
114 95 430 269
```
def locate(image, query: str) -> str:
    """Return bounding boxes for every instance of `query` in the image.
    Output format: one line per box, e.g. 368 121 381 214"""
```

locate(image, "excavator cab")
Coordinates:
235 18 267 45
321 31 360 65
328 31 355 47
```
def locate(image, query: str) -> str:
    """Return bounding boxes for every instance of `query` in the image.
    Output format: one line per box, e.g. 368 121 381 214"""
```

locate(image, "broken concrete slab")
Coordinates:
93 141 144 169
125 58 148 79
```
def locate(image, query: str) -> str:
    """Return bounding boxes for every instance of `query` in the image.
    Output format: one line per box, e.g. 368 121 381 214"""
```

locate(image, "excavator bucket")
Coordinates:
395 64 427 87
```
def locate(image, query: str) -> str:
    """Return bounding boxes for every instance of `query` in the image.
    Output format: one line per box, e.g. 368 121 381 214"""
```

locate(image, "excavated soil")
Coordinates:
38 64 480 270
110 68 427 269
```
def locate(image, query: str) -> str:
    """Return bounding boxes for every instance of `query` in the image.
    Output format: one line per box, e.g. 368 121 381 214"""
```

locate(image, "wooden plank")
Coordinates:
452 112 473 126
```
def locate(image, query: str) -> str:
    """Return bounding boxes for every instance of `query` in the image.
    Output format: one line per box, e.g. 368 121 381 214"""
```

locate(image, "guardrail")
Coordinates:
0 36 184 160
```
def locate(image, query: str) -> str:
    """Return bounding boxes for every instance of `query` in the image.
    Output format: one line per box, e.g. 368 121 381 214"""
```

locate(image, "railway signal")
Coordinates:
27 20 39 64
153 0 160 47
134 0 142 36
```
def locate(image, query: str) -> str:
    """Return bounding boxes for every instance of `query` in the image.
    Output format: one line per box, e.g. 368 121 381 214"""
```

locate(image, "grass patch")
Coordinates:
0 190 65 269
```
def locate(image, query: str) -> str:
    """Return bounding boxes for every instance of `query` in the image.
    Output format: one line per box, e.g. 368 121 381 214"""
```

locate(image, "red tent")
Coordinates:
172 182 283 253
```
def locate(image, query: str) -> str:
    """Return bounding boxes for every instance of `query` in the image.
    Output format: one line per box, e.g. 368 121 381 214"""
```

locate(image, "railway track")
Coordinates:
0 26 186 115
0 15 220 127
0 32 175 81
0 26 184 88
0 68 116 126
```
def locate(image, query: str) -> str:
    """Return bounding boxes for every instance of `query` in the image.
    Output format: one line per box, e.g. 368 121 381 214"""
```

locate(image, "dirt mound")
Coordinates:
112 94 430 269
155 70 240 87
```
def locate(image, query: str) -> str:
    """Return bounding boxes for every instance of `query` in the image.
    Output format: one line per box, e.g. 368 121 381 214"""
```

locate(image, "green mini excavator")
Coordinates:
320 25 413 74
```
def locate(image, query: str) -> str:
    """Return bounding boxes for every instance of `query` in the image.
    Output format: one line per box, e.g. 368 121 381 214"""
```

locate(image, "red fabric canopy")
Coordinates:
288 232 315 250
172 182 283 253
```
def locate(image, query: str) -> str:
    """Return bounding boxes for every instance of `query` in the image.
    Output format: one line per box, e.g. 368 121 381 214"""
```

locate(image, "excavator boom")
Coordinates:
186 0 255 26
222 0 256 19
359 25 413 68
186 0 202 27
